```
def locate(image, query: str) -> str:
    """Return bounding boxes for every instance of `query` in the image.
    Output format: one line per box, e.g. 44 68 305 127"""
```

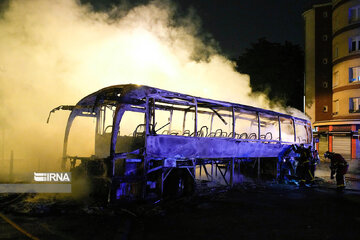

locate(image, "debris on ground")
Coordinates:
1 176 360 240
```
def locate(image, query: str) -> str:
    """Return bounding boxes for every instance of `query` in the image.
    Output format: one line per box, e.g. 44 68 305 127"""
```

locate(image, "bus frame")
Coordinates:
50 84 312 201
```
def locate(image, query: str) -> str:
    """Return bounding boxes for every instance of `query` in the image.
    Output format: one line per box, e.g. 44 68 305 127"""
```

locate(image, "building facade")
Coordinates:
304 0 360 160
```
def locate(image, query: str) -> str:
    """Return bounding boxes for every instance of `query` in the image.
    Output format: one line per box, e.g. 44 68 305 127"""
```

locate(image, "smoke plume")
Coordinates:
0 0 303 177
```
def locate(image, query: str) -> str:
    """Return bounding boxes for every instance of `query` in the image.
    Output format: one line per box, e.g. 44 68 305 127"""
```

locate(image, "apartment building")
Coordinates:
304 0 360 159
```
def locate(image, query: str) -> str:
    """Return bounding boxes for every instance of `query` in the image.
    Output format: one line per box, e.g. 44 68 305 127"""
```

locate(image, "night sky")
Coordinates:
83 0 327 58
173 0 308 57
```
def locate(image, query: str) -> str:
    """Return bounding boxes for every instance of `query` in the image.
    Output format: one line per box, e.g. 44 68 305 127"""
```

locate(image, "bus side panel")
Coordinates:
146 135 290 159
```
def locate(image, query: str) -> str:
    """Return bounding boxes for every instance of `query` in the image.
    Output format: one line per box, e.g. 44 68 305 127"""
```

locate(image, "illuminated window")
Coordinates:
333 71 339 87
349 66 360 82
349 5 360 23
333 100 339 115
349 97 360 113
349 36 360 52
323 105 328 113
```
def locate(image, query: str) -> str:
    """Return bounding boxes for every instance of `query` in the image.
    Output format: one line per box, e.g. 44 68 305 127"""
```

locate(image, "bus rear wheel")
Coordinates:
163 169 194 198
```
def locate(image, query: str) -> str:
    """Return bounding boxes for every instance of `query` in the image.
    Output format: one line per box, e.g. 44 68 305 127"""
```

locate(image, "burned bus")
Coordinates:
49 84 312 201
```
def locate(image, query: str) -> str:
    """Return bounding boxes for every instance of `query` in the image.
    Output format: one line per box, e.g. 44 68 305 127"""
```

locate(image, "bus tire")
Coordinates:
163 169 194 198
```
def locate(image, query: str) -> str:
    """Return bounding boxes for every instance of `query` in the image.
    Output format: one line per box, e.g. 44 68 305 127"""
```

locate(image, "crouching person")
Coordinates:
324 151 349 191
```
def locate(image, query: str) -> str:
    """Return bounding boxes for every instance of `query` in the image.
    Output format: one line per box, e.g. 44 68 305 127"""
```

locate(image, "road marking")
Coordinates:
0 212 40 240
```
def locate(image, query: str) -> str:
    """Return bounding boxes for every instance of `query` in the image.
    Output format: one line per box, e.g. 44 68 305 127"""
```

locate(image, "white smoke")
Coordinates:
0 0 304 176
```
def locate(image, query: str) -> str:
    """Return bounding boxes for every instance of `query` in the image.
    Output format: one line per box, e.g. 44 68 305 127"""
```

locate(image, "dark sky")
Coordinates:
174 0 309 57
83 0 323 58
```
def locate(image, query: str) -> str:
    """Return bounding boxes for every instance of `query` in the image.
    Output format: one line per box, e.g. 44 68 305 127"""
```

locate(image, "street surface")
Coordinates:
0 161 360 240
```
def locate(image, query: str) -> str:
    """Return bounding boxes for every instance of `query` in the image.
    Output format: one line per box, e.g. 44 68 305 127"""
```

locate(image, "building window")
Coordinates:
333 100 339 115
323 105 328 113
349 97 360 113
334 45 339 58
349 5 360 23
333 71 339 87
349 66 360 82
334 15 339 30
349 36 360 52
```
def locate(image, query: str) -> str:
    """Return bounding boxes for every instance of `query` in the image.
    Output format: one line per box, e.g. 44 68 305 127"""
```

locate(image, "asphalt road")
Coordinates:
1 178 360 240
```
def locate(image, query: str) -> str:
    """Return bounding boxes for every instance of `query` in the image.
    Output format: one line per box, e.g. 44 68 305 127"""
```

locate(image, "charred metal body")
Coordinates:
52 84 312 201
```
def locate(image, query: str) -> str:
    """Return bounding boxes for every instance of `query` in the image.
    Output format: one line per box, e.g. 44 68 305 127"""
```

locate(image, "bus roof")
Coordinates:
75 84 310 123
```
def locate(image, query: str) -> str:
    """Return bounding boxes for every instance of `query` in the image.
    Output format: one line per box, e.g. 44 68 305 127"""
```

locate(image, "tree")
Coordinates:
236 38 304 111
